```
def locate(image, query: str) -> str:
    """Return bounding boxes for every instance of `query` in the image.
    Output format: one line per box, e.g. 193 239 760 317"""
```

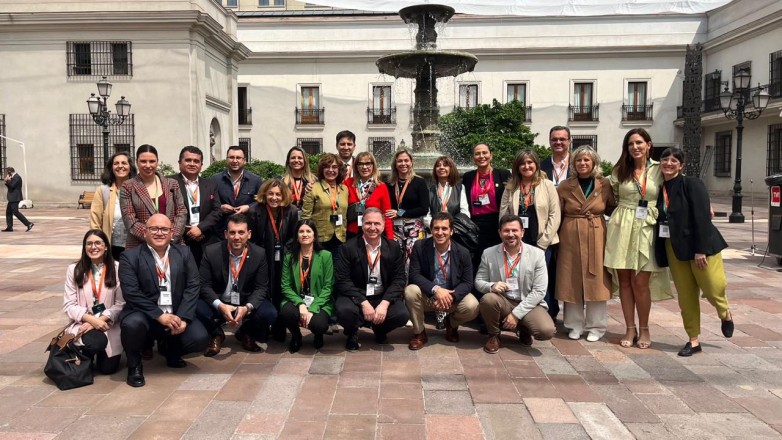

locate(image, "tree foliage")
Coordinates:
200 154 322 180
439 99 547 170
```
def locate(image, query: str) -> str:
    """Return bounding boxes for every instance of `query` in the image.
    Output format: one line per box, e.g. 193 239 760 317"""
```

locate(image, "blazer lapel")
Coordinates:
140 246 160 292
135 178 158 215
494 246 505 281
220 244 230 286
237 246 253 291
169 246 182 296
176 174 188 207
569 179 587 205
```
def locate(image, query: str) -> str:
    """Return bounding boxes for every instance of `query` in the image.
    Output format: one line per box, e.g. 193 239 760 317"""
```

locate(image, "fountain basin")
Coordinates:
376 50 478 79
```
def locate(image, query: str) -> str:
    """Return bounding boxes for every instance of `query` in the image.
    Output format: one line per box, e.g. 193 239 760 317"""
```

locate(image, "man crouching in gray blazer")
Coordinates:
475 214 555 354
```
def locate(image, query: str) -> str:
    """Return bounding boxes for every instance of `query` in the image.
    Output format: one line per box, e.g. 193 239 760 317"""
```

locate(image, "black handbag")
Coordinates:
44 329 93 391
451 213 480 253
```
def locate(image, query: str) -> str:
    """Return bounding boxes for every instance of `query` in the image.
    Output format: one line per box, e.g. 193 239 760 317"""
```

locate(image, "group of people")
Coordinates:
60 127 735 389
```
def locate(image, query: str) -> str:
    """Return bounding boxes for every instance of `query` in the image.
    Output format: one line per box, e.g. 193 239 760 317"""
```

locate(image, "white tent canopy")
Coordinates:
302 0 734 16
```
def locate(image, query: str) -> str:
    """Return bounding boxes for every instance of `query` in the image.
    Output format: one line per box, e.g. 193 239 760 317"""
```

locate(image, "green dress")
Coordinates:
605 161 672 301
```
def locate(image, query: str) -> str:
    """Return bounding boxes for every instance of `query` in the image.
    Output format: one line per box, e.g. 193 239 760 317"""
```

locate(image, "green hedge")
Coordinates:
200 154 322 180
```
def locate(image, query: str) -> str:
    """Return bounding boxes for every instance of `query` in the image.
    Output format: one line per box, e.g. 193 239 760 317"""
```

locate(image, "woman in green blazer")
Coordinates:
279 219 335 353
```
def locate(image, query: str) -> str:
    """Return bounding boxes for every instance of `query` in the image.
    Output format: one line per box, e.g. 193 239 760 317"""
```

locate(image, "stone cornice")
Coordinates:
206 94 232 113
703 7 782 53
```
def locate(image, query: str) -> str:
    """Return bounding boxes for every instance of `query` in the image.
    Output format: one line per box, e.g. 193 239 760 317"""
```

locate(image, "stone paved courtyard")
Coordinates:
1 199 782 439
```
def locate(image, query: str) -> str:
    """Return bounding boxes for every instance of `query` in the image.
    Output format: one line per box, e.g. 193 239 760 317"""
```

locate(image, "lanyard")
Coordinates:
299 253 312 292
267 204 283 242
436 251 449 281
232 172 243 200
395 179 411 208
438 184 451 212
662 185 670 215
291 178 303 203
229 245 249 284
358 180 375 204
552 156 568 183
187 180 199 205
155 255 169 284
89 264 106 305
322 182 339 212
633 161 650 200
344 160 352 180
366 245 381 276
503 246 522 279
475 171 494 196
520 183 534 212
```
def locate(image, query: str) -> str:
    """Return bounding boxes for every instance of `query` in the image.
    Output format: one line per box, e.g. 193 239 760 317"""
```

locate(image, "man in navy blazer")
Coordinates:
173 146 222 266
404 212 478 350
213 145 262 233
119 214 209 387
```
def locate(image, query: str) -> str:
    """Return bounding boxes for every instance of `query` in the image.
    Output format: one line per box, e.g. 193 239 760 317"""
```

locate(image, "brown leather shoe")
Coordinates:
204 333 225 357
408 330 428 350
483 334 501 354
235 330 262 353
444 317 459 343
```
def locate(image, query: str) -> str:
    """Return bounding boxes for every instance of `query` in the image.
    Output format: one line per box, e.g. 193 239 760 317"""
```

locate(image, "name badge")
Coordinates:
366 284 377 296
92 303 106 315
506 277 519 291
330 214 343 226
659 223 670 238
303 295 314 307
520 216 529 229
478 194 490 206
230 287 240 306
397 208 406 218
635 207 648 220
394 218 403 226
274 243 282 262
159 286 173 306
190 206 200 214
357 215 363 226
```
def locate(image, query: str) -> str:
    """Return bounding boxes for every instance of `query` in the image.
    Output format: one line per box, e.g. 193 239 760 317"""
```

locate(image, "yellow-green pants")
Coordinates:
665 240 729 338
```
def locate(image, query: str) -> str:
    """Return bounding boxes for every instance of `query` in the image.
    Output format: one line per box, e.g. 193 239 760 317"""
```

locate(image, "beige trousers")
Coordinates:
479 292 555 340
404 284 479 334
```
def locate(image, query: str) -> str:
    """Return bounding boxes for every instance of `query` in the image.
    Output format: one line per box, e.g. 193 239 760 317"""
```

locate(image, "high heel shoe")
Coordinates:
637 326 651 349
620 327 638 348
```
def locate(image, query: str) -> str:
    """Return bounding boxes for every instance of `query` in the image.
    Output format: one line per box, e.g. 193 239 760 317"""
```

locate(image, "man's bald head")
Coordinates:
145 214 173 251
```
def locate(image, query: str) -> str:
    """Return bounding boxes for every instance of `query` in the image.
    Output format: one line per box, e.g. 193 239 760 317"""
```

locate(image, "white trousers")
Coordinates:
563 300 607 337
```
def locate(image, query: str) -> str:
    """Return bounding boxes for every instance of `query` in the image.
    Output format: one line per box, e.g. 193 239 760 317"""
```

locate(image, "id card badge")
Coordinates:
478 193 490 206
230 283 240 305
303 295 315 307
520 216 530 229
336 214 343 226
190 206 200 225
394 218 403 226
635 206 648 220
274 243 282 262
366 276 377 296
506 277 519 292
659 223 670 238
357 215 363 226
92 303 106 315
159 284 173 306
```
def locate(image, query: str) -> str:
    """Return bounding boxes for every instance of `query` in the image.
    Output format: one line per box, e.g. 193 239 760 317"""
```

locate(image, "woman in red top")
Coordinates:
344 151 393 240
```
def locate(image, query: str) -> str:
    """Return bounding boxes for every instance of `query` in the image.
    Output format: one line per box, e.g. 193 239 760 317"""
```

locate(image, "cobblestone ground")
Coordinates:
1 198 781 439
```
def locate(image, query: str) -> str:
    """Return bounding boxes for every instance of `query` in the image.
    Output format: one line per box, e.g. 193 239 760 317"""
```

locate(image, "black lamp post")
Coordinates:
718 68 770 223
86 77 131 162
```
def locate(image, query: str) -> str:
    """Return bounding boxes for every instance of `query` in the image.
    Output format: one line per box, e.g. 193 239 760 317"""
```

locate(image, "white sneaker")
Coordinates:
586 333 600 342
568 330 582 340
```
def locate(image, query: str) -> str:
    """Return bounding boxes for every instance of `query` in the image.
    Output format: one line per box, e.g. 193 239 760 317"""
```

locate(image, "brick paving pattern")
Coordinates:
0 198 781 439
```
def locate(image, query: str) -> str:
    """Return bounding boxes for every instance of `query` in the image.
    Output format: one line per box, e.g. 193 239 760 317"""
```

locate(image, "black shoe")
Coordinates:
314 333 324 350
678 342 702 357
126 365 145 387
479 323 489 335
345 333 360 352
1 228 12 232
288 331 302 354
166 357 187 368
721 315 734 338
517 326 533 346
272 322 287 343
374 331 388 345
25 223 34 232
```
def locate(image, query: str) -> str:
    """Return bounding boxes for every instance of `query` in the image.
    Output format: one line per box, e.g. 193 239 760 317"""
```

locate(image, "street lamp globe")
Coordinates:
87 93 101 115
115 96 131 117
719 87 732 111
733 68 751 91
97 76 112 99
753 86 770 110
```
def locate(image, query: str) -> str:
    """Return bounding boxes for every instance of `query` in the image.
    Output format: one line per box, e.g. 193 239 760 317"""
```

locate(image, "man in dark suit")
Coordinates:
335 207 409 351
119 214 209 387
3 167 33 232
173 146 222 266
213 145 262 233
404 212 478 350
196 213 277 356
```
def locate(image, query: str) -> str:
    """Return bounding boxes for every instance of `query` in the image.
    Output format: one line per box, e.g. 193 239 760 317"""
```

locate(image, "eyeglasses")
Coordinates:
550 137 570 143
356 162 373 167
148 227 172 234
86 241 105 248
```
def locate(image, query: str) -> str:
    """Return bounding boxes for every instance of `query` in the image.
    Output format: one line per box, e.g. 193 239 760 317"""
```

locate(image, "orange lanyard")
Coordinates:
232 173 243 199
503 246 522 279
475 171 493 196
436 250 449 281
438 184 451 212
521 183 534 211
395 179 411 208
266 205 283 242
299 253 312 291
633 162 650 200
88 265 106 304
155 255 169 284
366 246 381 275
662 185 669 215
229 246 249 283
323 182 339 212
187 181 199 205
291 179 303 203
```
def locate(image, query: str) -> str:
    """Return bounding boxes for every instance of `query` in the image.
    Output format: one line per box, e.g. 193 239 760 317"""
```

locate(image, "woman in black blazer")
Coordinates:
462 143 511 277
655 148 734 357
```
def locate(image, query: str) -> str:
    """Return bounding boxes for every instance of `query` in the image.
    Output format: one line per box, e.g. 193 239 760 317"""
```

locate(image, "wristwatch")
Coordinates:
245 303 254 314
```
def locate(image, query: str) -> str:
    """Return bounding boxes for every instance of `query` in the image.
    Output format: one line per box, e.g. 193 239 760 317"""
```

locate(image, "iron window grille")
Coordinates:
768 123 782 176
571 135 598 151
239 138 252 161
297 138 323 155
770 50 782 99
69 114 135 181
714 131 732 177
67 41 133 77
368 137 395 165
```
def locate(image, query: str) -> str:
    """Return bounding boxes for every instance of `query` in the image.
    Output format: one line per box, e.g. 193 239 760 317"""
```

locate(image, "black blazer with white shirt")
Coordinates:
173 173 222 241
199 241 269 309
335 235 407 304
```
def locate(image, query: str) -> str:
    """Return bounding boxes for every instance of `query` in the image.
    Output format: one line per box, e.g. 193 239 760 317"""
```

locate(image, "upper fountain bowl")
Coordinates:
399 4 455 26
376 51 478 79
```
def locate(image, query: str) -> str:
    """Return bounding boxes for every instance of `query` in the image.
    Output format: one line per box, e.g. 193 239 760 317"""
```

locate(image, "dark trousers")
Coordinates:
335 295 409 337
120 310 209 369
5 202 30 229
81 330 121 375
194 299 278 339
279 302 330 337
545 246 560 319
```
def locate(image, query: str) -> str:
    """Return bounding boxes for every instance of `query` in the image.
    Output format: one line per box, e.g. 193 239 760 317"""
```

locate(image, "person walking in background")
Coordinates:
605 128 672 350
90 152 137 259
556 146 615 342
3 167 33 232
655 147 734 357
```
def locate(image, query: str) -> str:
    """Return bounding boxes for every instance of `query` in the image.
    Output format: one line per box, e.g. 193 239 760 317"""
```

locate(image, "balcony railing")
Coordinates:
568 104 599 122
621 104 653 121
703 96 721 113
238 107 252 126
295 108 324 125
367 107 396 125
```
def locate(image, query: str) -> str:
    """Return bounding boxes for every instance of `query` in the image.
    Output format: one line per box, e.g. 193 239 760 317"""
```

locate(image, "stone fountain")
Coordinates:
376 4 478 166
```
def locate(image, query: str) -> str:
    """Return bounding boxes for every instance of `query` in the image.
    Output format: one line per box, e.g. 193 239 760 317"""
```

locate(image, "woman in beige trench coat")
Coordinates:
556 146 615 341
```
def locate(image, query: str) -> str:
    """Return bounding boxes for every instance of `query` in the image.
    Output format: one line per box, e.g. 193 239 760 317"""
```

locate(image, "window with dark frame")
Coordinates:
259 0 284 5
571 82 598 121
714 131 732 177
703 70 722 112
69 114 135 181
770 50 782 98
458 84 479 109
369 85 394 124
368 137 395 165
225 0 238 7
238 87 252 125
67 41 133 77
297 86 323 124
624 81 652 121
768 123 782 176
239 138 252 161
297 138 322 155
571 135 597 150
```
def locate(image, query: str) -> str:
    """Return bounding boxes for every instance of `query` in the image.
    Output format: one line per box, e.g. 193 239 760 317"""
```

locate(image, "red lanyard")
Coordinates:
323 182 339 212
229 246 249 282
437 250 449 281
291 179 303 203
366 246 381 274
503 246 522 279
232 173 243 199
88 265 106 304
662 185 669 214
475 171 494 196
266 205 283 241
187 181 199 204
155 255 169 284
299 253 312 290
633 163 649 200
395 179 411 208
521 183 534 211
438 184 451 212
